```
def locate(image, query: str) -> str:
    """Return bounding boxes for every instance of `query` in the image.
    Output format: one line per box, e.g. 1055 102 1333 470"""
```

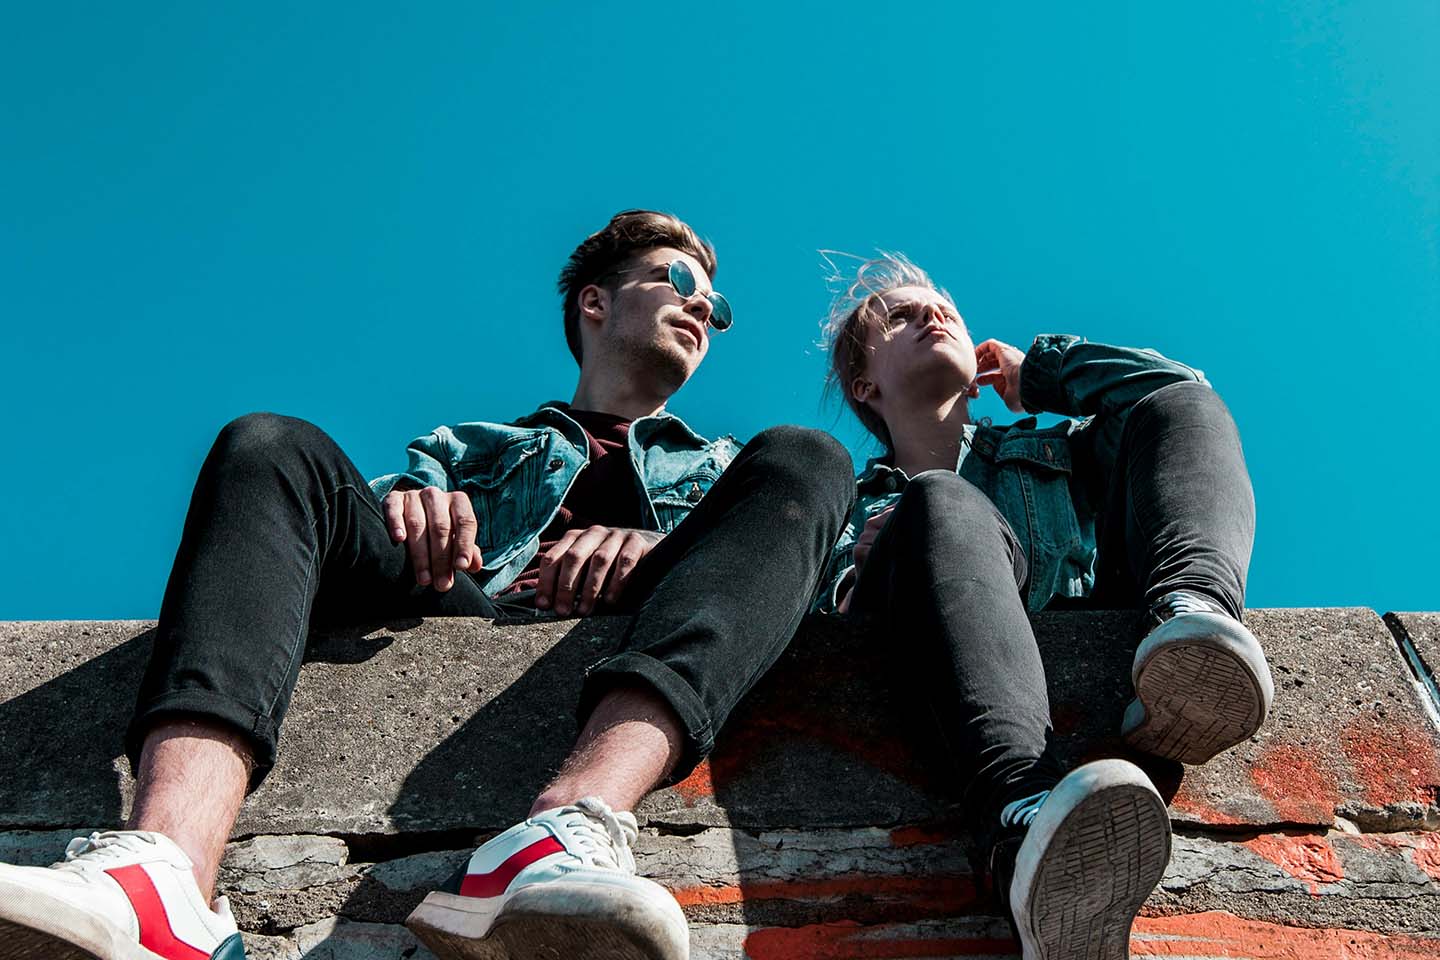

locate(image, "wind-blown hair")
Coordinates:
820 251 956 449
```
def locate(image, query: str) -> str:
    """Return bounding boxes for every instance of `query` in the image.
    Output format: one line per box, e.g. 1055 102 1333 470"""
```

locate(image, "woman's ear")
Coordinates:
850 377 877 404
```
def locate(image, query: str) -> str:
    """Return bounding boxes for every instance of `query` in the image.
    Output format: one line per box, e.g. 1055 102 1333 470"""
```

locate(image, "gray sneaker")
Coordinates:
1122 591 1275 764
994 759 1172 960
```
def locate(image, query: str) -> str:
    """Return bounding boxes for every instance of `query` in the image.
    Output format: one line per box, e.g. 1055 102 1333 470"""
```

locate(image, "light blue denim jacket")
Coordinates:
370 402 742 597
820 335 1210 614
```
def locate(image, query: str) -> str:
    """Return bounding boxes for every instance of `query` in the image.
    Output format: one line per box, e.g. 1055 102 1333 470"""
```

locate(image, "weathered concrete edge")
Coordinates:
1385 613 1440 731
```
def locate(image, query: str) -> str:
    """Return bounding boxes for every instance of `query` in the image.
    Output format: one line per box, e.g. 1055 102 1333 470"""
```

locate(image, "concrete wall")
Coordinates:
3 610 1438 959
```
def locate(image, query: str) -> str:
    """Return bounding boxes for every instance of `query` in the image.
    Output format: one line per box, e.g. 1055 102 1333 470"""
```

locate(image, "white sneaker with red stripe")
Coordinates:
406 796 688 960
0 830 247 960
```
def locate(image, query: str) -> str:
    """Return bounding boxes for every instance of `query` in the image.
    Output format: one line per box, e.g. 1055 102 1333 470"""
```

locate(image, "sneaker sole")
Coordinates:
0 878 156 960
1123 612 1274 764
1010 759 1172 960
408 884 688 960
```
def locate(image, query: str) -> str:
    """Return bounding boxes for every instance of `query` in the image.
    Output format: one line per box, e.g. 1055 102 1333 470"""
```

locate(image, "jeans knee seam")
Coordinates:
264 527 318 718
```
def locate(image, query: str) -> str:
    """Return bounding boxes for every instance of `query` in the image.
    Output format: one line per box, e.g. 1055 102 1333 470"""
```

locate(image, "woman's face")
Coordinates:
853 285 978 413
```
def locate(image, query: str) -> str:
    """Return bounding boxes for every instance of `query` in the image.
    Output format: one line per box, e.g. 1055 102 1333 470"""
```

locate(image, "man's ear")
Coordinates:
578 284 609 331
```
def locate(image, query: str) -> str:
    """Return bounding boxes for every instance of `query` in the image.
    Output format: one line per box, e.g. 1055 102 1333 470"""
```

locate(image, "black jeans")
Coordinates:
849 381 1254 829
129 414 854 789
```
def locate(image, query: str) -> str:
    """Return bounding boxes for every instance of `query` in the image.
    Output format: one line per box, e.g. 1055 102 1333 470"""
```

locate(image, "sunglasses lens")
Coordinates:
708 293 733 331
668 260 697 297
669 259 732 331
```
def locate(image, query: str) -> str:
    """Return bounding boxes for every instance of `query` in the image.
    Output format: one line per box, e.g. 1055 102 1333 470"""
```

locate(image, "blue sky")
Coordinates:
2 2 1436 619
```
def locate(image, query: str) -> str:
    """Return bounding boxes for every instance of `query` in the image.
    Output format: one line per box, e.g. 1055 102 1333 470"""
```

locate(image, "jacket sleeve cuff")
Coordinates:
1019 334 1083 414
368 473 426 500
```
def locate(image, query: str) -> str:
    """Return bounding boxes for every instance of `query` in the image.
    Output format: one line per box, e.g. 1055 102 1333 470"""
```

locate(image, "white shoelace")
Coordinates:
55 831 157 873
1152 590 1226 622
558 797 639 874
1000 791 1051 829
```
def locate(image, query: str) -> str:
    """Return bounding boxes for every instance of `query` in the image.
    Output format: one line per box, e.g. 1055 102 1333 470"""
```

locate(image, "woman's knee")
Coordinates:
899 470 991 516
894 471 1012 544
882 472 1026 584
1130 381 1237 434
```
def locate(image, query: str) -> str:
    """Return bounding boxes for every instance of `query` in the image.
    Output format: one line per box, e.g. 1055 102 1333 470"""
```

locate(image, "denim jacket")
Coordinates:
820 335 1209 614
370 402 742 597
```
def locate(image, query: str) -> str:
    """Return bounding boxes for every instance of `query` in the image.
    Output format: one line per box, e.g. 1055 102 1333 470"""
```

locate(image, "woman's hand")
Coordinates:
974 339 1028 413
852 506 895 581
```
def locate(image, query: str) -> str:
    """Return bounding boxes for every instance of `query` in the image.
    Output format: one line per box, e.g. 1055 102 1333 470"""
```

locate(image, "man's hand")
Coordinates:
974 338 1028 413
852 506 895 583
382 486 483 592
536 526 664 616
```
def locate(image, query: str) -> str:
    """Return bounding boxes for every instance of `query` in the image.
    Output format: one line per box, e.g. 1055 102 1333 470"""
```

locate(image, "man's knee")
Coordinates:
212 412 339 472
745 425 854 506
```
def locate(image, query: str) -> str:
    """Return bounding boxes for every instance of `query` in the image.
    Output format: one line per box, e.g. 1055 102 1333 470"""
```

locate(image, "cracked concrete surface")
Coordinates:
3 611 1439 957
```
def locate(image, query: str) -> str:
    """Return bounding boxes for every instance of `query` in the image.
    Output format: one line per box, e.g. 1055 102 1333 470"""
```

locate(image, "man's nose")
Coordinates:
683 293 714 326
925 303 948 324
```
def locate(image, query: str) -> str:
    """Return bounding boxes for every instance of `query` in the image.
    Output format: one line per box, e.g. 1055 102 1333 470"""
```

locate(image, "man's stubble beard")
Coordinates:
608 323 694 399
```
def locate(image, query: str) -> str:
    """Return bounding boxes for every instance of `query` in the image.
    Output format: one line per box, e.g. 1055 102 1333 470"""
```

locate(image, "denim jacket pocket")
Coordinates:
991 432 1084 610
648 463 726 533
454 434 555 560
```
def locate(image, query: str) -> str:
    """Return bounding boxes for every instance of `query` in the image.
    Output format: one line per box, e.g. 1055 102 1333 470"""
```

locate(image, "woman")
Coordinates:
820 254 1273 960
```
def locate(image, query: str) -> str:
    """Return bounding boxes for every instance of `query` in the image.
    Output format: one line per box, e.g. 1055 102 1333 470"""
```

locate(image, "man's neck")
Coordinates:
570 366 671 420
886 393 972 476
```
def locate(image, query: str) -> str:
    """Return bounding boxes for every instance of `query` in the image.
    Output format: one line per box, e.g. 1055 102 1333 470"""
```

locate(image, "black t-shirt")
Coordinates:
503 409 643 595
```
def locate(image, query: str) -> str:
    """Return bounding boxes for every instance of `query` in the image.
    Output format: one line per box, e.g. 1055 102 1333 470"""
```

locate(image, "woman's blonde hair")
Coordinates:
820 251 956 449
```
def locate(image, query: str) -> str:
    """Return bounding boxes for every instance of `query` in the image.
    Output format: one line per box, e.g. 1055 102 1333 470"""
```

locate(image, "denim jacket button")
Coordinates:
686 482 703 503
884 476 898 492
547 457 564 471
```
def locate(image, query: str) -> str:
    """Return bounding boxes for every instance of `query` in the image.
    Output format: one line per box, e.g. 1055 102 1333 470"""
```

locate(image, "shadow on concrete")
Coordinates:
288 609 1186 954
0 629 153 829
312 615 623 941
702 609 1186 951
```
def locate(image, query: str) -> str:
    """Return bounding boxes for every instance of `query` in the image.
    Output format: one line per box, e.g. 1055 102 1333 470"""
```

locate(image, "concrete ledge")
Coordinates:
3 609 1439 957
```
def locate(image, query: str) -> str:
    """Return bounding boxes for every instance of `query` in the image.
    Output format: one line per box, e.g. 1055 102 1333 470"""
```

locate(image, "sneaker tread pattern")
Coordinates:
1027 784 1171 960
1128 640 1265 764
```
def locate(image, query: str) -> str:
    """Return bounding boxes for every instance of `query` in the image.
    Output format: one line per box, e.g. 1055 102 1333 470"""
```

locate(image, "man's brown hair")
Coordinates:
557 209 718 365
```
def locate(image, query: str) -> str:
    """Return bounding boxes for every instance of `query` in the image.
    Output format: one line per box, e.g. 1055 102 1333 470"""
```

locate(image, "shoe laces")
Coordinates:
999 790 1050 829
555 796 639 874
1151 590 1227 624
56 831 157 872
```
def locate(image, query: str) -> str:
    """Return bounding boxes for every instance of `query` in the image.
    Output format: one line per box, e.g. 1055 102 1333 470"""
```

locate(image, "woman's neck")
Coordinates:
887 393 972 476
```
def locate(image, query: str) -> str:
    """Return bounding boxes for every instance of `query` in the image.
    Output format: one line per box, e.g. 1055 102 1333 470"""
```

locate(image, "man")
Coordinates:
818 253 1273 960
0 210 854 960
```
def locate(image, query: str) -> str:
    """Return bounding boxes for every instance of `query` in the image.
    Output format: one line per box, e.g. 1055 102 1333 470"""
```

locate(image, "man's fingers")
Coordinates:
552 527 610 615
535 529 584 608
603 532 654 605
382 492 407 542
421 487 454 590
577 530 625 615
402 492 431 585
449 493 480 573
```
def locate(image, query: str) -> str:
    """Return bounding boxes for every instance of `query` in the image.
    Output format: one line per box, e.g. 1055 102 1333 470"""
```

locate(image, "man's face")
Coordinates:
855 285 977 410
601 246 717 389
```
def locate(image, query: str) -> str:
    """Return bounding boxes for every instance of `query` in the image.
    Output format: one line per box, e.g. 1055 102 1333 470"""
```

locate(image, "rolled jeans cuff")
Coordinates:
126 689 280 793
576 650 716 786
